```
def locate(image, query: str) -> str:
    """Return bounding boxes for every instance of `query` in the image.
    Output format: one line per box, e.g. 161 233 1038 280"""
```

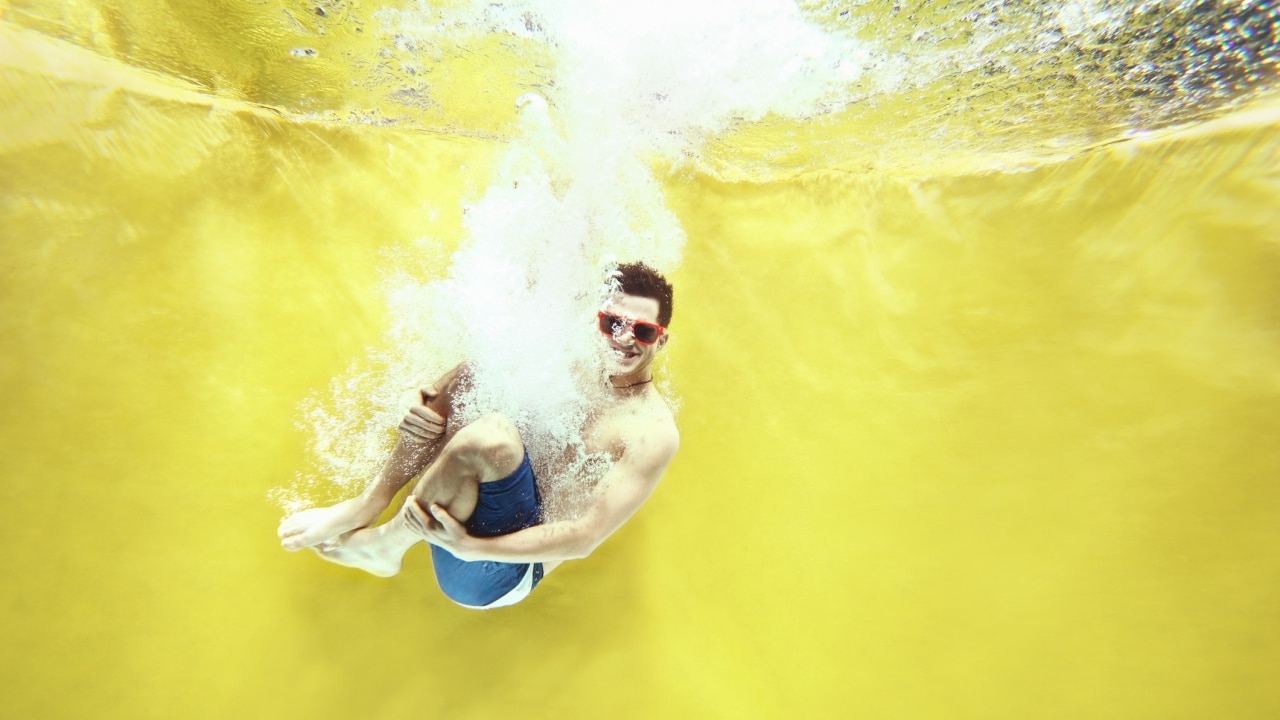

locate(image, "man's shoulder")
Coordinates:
625 394 679 457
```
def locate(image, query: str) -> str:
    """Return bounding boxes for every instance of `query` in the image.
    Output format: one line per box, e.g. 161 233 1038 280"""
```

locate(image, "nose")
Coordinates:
611 321 636 343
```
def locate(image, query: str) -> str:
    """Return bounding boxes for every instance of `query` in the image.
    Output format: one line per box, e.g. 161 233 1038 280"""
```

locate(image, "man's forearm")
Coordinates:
459 520 596 564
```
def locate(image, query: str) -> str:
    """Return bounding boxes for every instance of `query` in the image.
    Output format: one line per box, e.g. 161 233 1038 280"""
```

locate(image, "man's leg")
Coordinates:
310 413 526 577
278 365 465 551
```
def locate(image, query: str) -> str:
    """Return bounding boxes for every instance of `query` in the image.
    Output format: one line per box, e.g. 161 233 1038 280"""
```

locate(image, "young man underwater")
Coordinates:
277 262 679 609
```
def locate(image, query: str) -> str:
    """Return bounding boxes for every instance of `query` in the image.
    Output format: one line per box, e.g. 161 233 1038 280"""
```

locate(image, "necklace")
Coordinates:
612 378 653 390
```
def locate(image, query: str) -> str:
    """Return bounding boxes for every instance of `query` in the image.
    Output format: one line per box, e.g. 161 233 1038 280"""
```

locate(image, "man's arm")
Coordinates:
409 423 679 563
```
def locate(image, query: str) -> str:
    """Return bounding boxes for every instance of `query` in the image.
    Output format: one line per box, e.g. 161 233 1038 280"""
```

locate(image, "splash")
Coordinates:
351 0 1279 176
280 0 1280 510
280 0 867 512
709 0 1280 177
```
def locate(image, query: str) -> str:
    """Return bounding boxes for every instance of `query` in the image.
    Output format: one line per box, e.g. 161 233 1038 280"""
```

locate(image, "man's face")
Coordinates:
597 293 667 376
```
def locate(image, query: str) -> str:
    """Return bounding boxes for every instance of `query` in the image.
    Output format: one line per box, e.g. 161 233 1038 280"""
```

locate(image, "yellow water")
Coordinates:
3 4 1280 719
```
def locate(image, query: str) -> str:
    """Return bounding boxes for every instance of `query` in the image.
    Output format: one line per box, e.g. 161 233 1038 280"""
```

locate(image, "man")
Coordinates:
277 262 679 609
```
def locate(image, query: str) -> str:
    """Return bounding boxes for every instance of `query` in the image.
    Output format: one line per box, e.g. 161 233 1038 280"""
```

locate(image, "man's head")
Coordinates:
597 262 674 378
613 262 673 328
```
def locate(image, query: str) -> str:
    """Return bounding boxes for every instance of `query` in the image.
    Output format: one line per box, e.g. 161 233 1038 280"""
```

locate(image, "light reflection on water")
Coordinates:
5 0 1276 175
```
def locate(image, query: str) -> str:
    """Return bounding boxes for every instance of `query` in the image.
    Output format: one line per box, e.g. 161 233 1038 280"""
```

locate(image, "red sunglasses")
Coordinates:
597 311 666 345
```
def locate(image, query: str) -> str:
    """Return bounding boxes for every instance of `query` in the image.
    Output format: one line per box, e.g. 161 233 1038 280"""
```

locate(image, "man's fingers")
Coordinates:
407 496 427 518
399 410 444 442
403 497 427 532
403 408 443 429
400 416 438 434
398 416 424 432
407 409 444 436
429 503 460 533
403 385 445 442
397 421 432 441
409 405 444 424
406 497 442 531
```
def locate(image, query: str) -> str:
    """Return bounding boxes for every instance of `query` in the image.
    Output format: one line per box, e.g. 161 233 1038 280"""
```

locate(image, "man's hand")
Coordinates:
403 496 476 559
398 386 446 443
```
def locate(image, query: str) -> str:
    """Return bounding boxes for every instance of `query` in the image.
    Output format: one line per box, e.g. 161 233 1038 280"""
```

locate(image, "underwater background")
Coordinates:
2 1 1279 718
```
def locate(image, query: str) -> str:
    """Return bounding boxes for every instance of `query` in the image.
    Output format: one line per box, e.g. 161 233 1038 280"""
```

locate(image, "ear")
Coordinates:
656 333 669 351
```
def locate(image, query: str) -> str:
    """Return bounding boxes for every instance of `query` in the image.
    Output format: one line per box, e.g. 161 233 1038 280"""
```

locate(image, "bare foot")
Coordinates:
278 496 379 551
311 524 405 577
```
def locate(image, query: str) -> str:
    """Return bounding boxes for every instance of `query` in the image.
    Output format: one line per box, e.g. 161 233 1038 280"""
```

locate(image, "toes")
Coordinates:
283 532 314 551
278 514 306 535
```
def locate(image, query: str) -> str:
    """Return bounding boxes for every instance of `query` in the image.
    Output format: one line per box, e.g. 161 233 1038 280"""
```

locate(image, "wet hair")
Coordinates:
614 262 674 328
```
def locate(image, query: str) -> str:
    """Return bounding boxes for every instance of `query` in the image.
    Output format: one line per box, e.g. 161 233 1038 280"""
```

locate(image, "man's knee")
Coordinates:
450 413 524 480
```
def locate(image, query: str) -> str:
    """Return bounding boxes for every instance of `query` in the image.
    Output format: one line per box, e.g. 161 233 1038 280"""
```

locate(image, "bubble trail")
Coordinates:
284 0 874 511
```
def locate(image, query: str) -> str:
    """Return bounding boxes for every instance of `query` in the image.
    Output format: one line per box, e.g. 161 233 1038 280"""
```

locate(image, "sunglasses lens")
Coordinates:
633 324 658 344
599 313 621 335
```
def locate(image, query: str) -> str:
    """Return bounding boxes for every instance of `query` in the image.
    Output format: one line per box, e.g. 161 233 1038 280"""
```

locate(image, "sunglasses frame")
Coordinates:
597 311 666 345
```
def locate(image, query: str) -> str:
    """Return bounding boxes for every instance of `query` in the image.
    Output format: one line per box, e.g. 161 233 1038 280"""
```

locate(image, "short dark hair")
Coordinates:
614 262 674 328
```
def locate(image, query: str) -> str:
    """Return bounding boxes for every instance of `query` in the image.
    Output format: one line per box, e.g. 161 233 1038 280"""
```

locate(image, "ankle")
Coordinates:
352 492 389 521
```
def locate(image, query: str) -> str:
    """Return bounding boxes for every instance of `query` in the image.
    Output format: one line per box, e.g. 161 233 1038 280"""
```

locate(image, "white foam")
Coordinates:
282 0 871 511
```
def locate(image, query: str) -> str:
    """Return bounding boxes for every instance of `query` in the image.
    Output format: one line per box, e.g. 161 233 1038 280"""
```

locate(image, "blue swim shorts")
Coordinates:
429 452 545 609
